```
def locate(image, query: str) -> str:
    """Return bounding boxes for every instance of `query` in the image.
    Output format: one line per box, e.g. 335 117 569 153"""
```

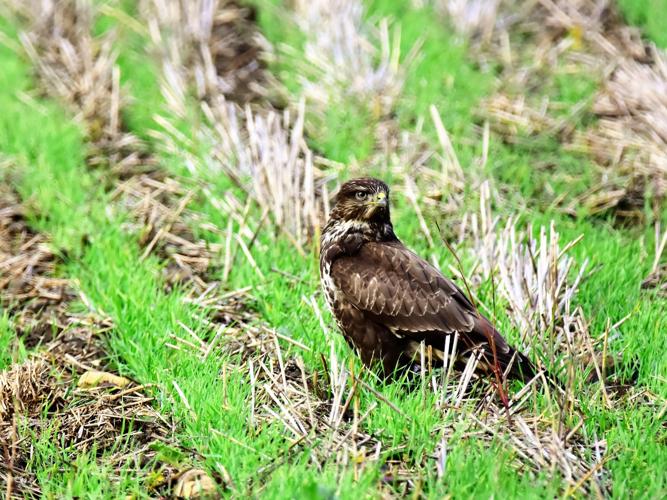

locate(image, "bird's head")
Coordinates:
330 178 391 224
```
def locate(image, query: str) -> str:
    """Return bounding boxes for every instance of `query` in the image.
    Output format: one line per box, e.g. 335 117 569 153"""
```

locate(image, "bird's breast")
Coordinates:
320 258 343 313
320 259 334 303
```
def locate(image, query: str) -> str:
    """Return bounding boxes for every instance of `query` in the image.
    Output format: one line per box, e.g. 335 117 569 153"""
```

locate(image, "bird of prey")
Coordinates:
319 177 535 381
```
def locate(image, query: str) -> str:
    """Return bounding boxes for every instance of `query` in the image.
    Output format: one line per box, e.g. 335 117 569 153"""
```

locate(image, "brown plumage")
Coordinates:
320 177 535 381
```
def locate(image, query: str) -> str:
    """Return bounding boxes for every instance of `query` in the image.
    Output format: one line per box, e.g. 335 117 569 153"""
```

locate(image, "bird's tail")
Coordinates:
502 347 536 382
471 317 560 387
499 346 565 392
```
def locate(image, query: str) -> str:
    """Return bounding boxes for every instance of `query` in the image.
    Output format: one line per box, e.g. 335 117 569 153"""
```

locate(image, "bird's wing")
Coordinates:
330 241 510 352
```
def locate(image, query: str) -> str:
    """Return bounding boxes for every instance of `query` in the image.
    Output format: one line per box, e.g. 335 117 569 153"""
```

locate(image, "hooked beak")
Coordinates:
372 192 387 208
363 192 388 219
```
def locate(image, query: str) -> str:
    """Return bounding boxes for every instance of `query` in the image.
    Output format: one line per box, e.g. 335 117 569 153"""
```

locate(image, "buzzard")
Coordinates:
320 178 535 381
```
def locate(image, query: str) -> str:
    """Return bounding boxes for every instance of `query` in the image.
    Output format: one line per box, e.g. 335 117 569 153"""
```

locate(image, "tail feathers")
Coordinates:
500 347 564 391
471 318 536 382
503 348 537 382
470 317 552 385
459 343 536 382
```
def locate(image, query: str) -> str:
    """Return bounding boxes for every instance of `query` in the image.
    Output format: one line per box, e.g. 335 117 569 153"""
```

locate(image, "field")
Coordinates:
0 0 666 498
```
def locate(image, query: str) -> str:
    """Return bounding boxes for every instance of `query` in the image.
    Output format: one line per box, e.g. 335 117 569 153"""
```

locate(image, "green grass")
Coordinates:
22 418 154 499
0 7 529 497
249 0 383 163
0 313 26 370
617 0 667 48
251 0 602 207
121 1 665 496
366 0 489 134
93 0 164 143
1 0 666 498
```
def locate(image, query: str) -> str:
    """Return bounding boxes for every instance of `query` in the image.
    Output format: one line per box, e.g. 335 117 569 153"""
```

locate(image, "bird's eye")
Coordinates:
355 191 367 200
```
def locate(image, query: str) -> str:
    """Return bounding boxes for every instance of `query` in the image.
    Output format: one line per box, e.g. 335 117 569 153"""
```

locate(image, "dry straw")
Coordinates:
145 0 329 249
437 0 501 39
291 0 405 114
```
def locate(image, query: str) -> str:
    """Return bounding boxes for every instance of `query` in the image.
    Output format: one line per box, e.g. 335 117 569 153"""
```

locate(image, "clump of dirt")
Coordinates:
205 1 267 104
642 265 667 297
0 185 74 345
146 0 269 106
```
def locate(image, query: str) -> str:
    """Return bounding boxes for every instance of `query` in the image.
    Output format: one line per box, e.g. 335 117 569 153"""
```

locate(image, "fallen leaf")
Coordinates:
173 468 218 498
78 370 130 389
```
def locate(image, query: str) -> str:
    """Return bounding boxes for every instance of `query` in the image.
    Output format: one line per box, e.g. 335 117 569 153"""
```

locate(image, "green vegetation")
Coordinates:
0 26 280 496
22 423 149 498
250 0 378 163
618 0 667 48
114 0 666 495
366 0 489 132
0 314 25 370
1 0 666 497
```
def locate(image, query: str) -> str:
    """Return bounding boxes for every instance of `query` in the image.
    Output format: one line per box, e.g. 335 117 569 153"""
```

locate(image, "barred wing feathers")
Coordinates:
330 241 513 356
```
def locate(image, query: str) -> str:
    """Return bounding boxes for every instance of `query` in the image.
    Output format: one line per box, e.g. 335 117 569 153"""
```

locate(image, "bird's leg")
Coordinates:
478 321 512 425
487 349 512 426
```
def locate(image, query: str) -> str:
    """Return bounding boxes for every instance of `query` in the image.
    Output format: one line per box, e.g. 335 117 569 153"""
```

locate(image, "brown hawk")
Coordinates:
320 177 535 380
